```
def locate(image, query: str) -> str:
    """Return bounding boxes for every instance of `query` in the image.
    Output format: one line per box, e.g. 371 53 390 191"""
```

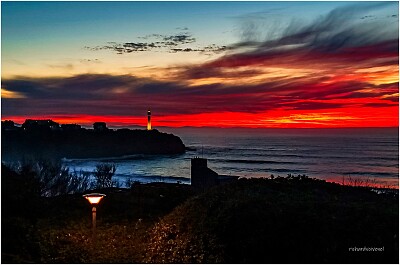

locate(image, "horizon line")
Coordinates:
3 119 398 130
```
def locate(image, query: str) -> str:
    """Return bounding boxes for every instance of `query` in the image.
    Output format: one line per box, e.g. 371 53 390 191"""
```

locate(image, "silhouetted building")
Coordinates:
191 157 218 190
22 119 60 131
147 109 152 130
191 157 239 192
2 120 18 131
93 122 107 132
61 124 82 131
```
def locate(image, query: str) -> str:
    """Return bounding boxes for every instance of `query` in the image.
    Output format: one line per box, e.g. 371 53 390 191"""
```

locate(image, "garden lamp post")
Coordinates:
83 193 106 241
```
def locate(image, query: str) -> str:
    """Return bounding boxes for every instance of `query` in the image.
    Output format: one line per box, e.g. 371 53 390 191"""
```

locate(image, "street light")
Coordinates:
83 193 106 241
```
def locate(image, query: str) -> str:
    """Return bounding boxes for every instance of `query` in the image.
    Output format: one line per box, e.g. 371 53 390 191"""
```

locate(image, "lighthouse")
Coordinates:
147 109 152 130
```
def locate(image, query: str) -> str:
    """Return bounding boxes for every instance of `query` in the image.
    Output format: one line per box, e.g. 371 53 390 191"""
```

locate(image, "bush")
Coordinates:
9 159 93 196
94 163 116 189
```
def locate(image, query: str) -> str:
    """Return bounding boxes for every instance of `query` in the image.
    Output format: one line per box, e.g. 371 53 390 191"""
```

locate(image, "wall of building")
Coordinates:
191 157 238 192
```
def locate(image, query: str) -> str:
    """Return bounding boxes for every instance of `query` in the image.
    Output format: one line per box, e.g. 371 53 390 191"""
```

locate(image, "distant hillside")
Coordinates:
2 126 186 160
145 178 398 263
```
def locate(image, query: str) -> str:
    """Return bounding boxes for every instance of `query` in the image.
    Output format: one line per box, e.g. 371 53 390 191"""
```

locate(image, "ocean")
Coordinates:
63 127 399 188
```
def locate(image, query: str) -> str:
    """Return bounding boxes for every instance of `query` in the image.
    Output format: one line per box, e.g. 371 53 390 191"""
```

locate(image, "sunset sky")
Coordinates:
2 1 399 128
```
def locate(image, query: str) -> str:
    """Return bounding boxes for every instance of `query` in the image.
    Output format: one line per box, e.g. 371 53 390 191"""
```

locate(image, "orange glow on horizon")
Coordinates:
2 104 398 129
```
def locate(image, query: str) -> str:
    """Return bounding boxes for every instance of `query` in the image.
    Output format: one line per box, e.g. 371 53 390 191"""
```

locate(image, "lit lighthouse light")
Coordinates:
147 109 152 130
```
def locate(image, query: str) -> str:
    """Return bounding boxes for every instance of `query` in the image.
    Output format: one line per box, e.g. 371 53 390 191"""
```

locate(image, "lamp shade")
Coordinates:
83 193 106 205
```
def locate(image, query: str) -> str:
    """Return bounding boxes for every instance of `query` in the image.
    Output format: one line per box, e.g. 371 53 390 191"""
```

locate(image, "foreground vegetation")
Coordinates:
2 164 398 263
146 177 398 263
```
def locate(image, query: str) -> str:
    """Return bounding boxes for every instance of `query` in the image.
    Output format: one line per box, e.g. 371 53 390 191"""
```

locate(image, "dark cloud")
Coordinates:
85 31 230 54
176 27 189 31
87 42 157 54
2 71 397 118
138 34 165 40
198 68 262 79
170 48 195 53
383 96 399 102
162 34 195 44
169 45 230 54
201 44 231 53
2 74 141 101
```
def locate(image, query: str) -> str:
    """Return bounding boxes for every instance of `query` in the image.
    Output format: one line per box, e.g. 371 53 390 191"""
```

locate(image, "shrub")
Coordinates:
13 159 93 196
94 163 116 189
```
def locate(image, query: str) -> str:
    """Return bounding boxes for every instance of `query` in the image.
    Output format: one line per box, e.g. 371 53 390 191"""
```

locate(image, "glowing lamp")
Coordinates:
83 193 106 205
83 193 106 241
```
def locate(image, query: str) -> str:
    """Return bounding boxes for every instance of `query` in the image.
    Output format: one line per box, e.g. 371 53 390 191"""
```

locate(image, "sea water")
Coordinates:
63 127 399 187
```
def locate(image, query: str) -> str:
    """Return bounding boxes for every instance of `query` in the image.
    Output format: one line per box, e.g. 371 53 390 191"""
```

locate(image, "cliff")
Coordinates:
2 127 186 160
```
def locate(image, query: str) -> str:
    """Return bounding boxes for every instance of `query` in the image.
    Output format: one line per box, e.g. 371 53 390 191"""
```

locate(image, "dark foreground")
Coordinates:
2 166 398 263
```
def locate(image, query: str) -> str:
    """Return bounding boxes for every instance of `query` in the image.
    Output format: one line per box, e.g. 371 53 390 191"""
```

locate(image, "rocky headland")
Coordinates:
2 120 186 160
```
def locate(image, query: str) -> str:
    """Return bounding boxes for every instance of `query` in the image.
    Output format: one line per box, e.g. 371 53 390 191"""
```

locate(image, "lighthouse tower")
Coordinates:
147 109 152 130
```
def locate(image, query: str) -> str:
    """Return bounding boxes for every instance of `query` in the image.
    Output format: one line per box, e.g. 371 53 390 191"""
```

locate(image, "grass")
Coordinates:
38 219 151 263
